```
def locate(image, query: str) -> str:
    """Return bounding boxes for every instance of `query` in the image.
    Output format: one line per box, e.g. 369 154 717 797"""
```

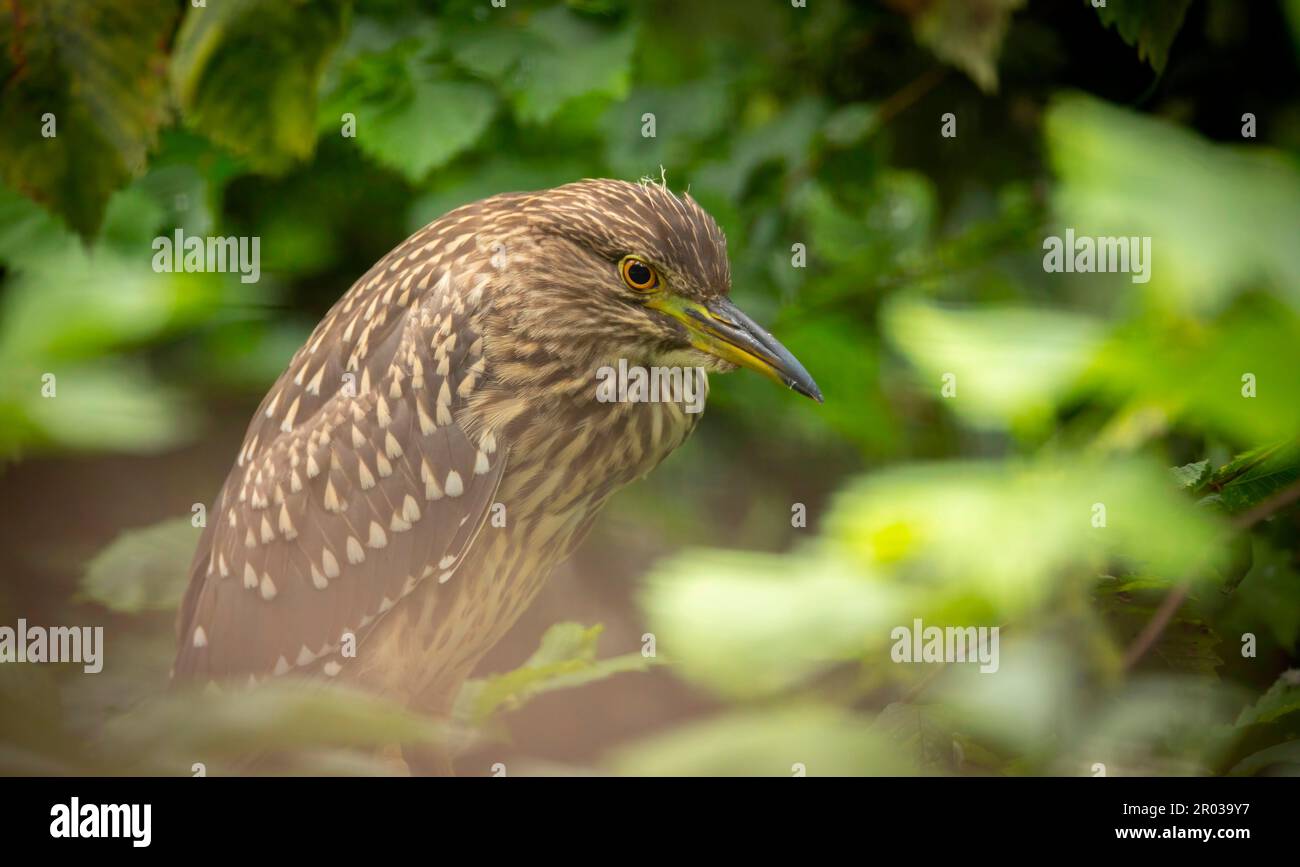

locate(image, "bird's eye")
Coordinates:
620 256 659 292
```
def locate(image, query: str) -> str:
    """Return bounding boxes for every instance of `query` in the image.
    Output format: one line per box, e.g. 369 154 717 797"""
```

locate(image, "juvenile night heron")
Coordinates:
172 179 821 770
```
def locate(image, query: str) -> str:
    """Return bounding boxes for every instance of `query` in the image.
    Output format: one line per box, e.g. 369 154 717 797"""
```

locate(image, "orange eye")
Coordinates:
620 257 659 292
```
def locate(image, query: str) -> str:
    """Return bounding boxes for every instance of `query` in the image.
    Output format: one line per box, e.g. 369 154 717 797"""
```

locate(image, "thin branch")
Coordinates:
1122 581 1189 670
1231 476 1300 530
874 66 948 128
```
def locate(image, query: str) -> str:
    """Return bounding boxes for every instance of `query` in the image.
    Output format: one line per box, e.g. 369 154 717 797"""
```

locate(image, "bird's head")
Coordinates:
499 178 822 402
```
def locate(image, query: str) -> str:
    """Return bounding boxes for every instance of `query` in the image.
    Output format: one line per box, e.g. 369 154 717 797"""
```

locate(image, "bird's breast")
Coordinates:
353 381 701 707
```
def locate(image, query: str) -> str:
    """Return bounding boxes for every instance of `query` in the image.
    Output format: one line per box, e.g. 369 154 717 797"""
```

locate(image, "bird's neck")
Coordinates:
470 350 704 516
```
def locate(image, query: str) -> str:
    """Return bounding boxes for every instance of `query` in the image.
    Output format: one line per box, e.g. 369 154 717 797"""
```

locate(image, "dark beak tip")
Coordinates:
796 381 824 403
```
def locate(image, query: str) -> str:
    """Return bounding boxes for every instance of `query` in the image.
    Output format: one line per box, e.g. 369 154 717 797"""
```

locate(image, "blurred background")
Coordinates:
1 0 1299 775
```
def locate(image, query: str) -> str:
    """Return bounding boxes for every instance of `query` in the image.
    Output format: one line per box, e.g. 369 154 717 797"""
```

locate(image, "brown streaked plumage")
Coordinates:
172 179 820 771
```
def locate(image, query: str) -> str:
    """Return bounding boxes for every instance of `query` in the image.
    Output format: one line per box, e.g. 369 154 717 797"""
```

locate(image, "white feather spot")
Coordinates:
280 396 301 433
279 503 297 540
417 401 436 435
324 479 342 512
385 431 403 459
306 365 325 395
445 470 463 497
402 494 421 523
347 536 365 564
423 460 443 500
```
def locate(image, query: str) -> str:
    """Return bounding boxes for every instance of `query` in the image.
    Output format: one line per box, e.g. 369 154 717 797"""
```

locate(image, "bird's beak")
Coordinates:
650 295 823 402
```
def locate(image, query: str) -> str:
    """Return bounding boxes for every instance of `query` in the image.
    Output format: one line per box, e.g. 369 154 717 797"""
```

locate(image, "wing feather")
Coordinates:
174 263 504 683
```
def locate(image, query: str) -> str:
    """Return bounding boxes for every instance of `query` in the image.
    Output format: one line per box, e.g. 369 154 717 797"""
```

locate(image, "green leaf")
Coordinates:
1205 441 1300 514
454 623 654 727
642 550 906 700
602 78 733 178
1093 0 1192 73
1096 573 1226 675
322 49 496 181
80 517 198 614
828 458 1228 613
0 180 232 456
1224 741 1300 777
1214 670 1300 775
607 706 916 776
450 7 637 124
4 360 199 457
884 299 1104 432
1046 94 1300 313
1219 539 1300 651
98 680 448 775
0 0 177 238
1171 459 1211 490
911 0 1026 93
0 181 79 270
171 0 350 172
1086 304 1300 446
823 102 879 147
1236 670 1300 726
0 237 196 362
695 98 827 203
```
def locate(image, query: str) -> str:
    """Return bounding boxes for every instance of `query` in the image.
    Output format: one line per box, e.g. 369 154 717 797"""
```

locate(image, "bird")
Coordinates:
171 178 821 772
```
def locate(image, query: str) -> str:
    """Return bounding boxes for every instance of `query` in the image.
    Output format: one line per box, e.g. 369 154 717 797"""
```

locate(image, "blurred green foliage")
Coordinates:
1 0 1299 775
